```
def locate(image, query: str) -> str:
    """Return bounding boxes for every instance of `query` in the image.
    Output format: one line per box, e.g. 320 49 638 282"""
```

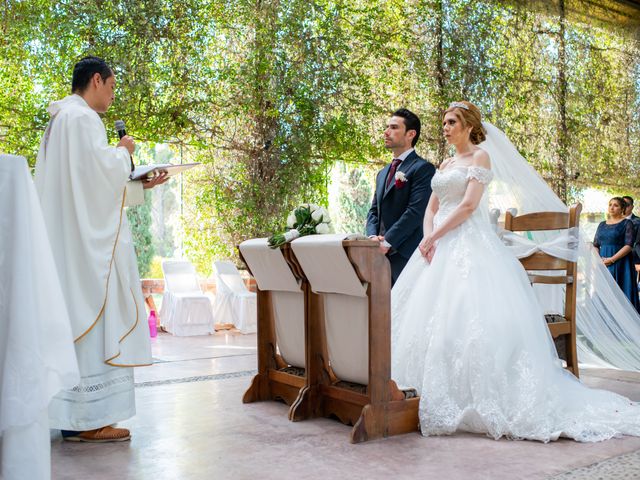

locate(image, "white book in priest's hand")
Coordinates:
129 162 200 181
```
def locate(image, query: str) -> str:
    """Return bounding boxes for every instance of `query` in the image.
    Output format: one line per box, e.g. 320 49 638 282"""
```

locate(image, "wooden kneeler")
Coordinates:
238 240 327 420
290 236 419 443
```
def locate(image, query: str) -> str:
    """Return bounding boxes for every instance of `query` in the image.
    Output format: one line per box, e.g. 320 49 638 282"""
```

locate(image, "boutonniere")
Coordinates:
395 171 408 189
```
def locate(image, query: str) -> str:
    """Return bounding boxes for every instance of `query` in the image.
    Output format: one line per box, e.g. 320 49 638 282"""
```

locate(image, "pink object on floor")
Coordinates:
148 310 157 338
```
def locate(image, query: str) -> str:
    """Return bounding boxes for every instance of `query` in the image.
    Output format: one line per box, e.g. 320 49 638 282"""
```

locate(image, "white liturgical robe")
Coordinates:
34 94 151 430
0 154 79 480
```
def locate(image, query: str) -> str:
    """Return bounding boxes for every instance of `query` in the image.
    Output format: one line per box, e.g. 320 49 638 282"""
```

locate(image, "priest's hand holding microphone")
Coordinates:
115 119 168 189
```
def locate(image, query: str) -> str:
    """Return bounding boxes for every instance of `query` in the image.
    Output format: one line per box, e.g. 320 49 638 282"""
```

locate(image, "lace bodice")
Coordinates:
432 165 493 220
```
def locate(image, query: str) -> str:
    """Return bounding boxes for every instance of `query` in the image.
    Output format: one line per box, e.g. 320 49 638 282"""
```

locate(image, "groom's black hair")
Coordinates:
393 108 421 147
72 56 113 93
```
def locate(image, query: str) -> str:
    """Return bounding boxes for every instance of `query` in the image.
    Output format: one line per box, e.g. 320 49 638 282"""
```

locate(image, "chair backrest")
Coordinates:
504 206 581 278
213 260 249 294
162 260 202 294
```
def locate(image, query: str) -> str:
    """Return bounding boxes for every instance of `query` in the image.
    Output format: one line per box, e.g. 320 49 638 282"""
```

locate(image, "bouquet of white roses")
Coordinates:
268 203 332 248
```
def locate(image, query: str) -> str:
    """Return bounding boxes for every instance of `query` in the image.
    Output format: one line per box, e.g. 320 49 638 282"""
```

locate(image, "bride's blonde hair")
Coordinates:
443 101 486 145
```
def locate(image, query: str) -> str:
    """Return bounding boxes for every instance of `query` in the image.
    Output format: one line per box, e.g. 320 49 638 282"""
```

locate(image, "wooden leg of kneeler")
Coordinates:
243 373 271 403
243 289 277 403
350 398 420 444
289 385 320 421
289 286 325 421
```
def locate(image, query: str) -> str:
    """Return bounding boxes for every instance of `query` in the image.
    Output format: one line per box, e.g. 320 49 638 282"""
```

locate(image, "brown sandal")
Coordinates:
63 426 131 443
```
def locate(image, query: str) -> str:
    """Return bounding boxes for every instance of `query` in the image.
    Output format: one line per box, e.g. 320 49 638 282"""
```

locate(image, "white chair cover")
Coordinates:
239 239 303 366
212 260 257 334
0 154 79 480
160 260 215 336
291 234 369 384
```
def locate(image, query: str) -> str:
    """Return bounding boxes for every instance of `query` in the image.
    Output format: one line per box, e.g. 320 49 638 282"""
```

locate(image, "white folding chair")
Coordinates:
212 260 257 333
160 260 215 336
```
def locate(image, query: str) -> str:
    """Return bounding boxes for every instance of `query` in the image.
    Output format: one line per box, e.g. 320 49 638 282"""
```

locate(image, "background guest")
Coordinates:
623 196 639 223
594 197 640 312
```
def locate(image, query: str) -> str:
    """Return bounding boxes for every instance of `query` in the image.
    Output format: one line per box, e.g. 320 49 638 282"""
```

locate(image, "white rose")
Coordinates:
284 229 301 242
311 207 328 223
315 222 330 234
395 171 407 182
286 213 296 228
309 203 320 212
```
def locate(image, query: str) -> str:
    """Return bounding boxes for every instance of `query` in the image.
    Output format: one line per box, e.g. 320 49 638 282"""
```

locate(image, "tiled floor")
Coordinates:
550 449 640 479
51 332 640 480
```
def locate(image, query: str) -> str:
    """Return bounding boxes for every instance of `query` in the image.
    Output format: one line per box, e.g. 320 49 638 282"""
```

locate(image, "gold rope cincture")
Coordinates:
74 187 127 343
106 287 152 368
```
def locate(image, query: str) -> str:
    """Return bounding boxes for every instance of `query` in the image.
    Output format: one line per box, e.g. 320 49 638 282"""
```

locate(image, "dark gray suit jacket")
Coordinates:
366 151 436 259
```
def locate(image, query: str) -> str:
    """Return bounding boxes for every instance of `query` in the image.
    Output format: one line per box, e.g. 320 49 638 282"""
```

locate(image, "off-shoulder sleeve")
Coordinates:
467 166 493 185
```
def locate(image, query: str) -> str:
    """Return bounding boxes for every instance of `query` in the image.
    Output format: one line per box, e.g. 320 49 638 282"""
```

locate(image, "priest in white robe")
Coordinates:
34 56 166 442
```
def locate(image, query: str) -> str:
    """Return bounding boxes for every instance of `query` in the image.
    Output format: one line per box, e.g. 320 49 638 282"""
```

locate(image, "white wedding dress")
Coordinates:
391 163 640 442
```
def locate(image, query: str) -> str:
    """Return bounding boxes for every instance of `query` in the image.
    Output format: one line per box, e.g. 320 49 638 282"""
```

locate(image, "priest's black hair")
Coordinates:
71 56 113 93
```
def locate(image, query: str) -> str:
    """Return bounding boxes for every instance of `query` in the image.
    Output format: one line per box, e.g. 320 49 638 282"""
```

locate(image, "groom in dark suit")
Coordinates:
366 108 436 285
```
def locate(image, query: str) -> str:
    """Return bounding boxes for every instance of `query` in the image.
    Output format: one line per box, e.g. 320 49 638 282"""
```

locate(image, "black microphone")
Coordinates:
115 119 135 172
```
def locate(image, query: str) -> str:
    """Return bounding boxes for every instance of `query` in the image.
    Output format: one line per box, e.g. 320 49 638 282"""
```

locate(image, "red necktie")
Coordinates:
386 158 402 188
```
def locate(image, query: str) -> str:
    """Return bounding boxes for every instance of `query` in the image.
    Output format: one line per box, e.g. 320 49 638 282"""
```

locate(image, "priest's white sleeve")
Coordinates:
125 180 144 207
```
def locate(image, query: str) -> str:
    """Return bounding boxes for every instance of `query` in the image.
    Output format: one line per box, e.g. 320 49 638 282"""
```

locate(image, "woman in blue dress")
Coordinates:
593 197 640 311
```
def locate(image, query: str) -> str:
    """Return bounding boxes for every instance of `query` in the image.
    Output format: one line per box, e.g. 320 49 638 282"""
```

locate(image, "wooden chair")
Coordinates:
290 237 419 443
238 240 324 417
504 204 582 377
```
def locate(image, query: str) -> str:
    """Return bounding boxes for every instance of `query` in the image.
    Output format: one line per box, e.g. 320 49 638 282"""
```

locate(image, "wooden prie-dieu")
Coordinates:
240 237 419 443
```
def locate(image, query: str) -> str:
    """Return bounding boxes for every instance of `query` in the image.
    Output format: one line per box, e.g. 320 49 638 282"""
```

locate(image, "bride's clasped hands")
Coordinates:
418 234 436 263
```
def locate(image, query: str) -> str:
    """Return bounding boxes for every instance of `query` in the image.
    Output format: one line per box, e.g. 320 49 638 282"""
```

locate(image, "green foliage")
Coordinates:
147 256 165 280
334 162 376 235
1 0 640 264
135 143 178 258
126 192 155 278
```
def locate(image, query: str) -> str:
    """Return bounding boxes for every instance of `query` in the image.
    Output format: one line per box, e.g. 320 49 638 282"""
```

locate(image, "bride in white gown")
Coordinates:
391 101 640 443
